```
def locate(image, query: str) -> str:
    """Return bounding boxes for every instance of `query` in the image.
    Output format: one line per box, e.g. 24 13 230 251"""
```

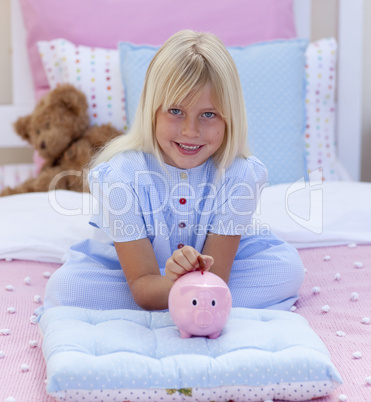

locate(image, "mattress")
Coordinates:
0 183 370 401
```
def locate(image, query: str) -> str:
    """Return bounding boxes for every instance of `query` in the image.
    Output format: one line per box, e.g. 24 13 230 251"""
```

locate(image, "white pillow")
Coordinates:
0 163 36 193
37 39 127 131
3 182 368 264
255 180 371 248
0 191 103 263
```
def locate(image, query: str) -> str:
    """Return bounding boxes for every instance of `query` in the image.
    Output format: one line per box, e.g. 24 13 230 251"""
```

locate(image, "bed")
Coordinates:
0 0 370 401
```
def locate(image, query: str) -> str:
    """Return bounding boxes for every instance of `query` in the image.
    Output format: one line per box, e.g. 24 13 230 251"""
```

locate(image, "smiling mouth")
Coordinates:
177 143 202 151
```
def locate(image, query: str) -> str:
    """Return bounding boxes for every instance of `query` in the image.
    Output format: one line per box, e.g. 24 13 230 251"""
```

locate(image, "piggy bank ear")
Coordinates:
179 284 229 297
217 286 230 298
209 285 231 299
179 284 197 296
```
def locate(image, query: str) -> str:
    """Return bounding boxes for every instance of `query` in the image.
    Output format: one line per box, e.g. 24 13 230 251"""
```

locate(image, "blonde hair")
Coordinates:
91 30 249 170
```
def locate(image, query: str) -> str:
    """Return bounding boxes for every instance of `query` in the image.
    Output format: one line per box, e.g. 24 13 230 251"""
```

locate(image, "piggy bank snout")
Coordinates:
195 309 213 327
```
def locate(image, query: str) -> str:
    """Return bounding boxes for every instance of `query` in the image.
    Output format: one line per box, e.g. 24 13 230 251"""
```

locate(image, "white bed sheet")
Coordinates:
256 181 371 248
0 182 370 263
0 191 97 263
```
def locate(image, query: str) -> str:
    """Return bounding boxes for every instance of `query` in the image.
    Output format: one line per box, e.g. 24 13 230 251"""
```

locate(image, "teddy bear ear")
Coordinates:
13 115 32 142
49 84 88 117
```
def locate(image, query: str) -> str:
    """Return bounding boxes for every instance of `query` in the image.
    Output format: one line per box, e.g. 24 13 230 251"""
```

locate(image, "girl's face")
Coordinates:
155 85 225 170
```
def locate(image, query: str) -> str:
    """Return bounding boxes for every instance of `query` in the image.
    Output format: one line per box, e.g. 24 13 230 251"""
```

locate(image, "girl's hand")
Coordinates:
165 245 214 282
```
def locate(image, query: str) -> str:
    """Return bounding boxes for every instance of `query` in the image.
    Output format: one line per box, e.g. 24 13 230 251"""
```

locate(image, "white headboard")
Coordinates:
0 0 34 148
0 0 364 181
336 0 364 181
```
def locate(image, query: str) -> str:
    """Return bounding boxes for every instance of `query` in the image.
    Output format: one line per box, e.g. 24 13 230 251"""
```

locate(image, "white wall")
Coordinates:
361 0 371 182
311 0 338 41
0 0 11 104
0 0 33 164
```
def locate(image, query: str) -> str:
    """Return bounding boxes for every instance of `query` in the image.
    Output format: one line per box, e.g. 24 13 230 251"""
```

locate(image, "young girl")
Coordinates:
43 30 305 312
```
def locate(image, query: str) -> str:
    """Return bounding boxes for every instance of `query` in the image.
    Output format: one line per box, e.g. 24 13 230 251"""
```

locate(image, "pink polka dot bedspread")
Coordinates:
0 244 370 401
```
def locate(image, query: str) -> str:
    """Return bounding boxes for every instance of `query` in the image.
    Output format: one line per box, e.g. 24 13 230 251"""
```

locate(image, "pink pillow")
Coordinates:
19 0 296 98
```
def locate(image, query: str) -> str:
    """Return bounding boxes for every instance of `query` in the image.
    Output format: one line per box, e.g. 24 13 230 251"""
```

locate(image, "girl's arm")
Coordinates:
114 238 173 310
115 237 215 310
201 233 241 284
115 233 240 310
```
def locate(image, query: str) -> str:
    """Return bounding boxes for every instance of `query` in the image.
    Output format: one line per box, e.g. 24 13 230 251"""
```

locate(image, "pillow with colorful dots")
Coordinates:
37 39 127 131
119 39 308 185
304 38 350 181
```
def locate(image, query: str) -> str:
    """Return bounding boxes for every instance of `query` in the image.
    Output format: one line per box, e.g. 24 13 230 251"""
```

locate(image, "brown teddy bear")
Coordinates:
0 84 121 196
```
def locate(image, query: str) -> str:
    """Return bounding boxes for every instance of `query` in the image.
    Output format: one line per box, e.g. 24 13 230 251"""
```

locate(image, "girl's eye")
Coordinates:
203 112 215 118
169 108 182 115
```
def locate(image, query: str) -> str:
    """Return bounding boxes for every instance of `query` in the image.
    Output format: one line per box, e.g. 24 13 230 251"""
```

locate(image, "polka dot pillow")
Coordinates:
38 306 342 401
37 39 127 131
304 38 349 181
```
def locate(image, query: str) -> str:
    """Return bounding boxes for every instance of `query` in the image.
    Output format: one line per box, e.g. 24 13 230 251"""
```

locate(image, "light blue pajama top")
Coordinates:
89 151 267 259
43 150 305 312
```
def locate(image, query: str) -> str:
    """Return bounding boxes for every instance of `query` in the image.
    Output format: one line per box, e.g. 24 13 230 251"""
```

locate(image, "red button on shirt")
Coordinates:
179 198 186 205
178 222 186 228
177 243 184 249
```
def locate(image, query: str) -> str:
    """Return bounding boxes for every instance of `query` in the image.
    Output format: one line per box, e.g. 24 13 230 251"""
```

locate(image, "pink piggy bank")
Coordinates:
168 271 232 339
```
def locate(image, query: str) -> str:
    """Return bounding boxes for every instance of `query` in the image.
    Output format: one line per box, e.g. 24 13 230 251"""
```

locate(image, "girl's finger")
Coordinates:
173 248 197 271
200 255 214 271
180 246 202 268
168 261 186 275
165 261 186 281
166 269 180 282
197 255 206 270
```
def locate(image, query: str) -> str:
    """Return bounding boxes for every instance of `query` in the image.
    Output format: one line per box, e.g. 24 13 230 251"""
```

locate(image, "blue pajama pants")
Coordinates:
42 233 305 312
